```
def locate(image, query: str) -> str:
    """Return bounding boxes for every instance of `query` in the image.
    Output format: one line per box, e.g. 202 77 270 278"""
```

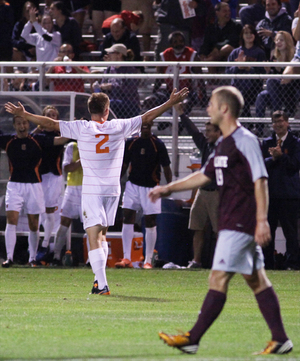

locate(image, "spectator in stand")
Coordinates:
99 17 142 61
239 0 266 27
66 0 91 30
49 1 82 60
52 141 84 266
3 70 26 91
47 43 90 92
211 0 238 19
143 31 207 129
92 44 141 118
199 2 242 63
174 102 221 269
154 0 202 60
21 7 61 62
91 0 121 42
0 0 14 63
102 10 143 36
8 0 39 23
226 25 266 117
261 110 300 270
0 114 67 268
190 0 216 53
121 0 155 52
34 106 65 263
255 31 297 117
12 1 36 61
256 0 292 59
115 123 172 269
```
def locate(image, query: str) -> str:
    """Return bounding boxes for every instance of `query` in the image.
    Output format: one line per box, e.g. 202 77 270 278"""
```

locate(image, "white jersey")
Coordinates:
59 116 142 196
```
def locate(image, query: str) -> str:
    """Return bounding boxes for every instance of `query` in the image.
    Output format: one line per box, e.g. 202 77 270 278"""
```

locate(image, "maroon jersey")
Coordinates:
203 126 268 236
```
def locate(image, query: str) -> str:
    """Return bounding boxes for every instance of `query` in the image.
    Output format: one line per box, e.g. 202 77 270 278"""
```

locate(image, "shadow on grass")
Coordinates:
110 294 171 302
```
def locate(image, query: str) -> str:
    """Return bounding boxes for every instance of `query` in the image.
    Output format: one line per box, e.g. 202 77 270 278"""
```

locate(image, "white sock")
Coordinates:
102 240 108 261
145 226 157 264
28 230 39 262
89 248 107 289
122 223 134 260
42 213 55 248
5 224 17 261
53 225 69 260
86 234 90 264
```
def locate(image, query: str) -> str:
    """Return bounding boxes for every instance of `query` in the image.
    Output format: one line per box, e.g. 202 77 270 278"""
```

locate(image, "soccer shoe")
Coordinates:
92 283 110 295
143 262 153 269
115 258 133 268
255 340 293 355
28 260 38 267
187 260 201 269
2 259 13 268
158 331 199 354
36 246 48 262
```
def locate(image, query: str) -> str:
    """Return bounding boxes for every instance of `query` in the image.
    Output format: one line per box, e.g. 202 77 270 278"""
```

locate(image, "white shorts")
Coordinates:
60 186 83 221
122 181 161 215
41 173 64 208
82 194 119 229
5 181 45 214
212 230 264 275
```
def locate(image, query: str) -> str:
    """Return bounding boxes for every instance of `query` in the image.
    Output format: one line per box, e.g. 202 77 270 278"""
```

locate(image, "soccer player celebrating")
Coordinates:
5 87 189 294
149 86 293 355
0 115 67 268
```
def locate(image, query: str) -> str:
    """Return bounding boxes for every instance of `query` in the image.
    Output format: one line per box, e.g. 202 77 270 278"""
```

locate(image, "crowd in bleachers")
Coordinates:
2 0 300 120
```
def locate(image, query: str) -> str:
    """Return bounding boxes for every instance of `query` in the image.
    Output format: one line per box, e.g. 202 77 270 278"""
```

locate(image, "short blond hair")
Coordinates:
212 86 244 118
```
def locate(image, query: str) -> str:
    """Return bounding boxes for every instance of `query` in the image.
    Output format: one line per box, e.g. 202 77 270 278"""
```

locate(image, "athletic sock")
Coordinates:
145 226 157 264
122 223 134 260
255 286 288 343
89 248 107 289
53 225 69 260
42 213 55 248
189 289 227 344
28 230 39 262
102 240 108 261
5 224 17 261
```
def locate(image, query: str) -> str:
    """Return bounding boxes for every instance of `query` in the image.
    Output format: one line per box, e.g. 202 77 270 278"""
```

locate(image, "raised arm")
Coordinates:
149 171 211 202
5 102 60 132
254 177 271 247
141 87 189 125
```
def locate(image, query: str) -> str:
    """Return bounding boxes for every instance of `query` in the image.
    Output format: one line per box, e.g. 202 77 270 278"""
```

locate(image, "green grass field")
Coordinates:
0 268 299 361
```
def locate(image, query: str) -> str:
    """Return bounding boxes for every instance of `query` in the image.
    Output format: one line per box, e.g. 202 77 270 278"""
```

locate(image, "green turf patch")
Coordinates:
0 268 299 360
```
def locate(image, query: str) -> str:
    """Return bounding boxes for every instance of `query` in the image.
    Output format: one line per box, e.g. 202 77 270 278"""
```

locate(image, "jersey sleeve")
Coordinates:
59 120 84 140
120 116 142 138
0 134 12 150
62 142 74 168
239 136 268 182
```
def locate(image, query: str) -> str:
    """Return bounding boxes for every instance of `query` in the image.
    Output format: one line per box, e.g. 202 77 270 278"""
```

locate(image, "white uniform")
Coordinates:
60 142 83 221
59 116 142 228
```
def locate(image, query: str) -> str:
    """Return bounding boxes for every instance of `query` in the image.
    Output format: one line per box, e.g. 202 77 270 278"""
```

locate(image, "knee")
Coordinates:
208 271 231 293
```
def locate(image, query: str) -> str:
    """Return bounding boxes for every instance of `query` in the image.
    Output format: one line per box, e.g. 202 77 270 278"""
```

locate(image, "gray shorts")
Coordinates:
212 230 264 275
189 189 219 232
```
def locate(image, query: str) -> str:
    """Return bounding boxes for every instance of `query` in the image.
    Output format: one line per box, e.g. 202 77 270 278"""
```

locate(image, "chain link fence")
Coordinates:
1 60 300 172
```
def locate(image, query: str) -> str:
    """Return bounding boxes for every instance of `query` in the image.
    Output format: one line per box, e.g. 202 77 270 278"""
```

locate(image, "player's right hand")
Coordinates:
148 185 171 203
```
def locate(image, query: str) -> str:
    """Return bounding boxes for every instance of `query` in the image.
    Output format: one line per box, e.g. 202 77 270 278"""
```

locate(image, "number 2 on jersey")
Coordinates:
95 134 109 153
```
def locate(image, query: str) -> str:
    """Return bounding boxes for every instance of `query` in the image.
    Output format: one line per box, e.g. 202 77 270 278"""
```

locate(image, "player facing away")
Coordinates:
5 87 189 294
149 86 293 355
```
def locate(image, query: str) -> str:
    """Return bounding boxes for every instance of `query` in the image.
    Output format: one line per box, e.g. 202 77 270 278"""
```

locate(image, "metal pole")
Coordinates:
171 63 180 178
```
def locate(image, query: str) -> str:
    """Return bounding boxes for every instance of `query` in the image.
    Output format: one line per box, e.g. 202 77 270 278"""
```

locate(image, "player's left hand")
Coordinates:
255 220 271 247
170 87 189 105
5 101 25 117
